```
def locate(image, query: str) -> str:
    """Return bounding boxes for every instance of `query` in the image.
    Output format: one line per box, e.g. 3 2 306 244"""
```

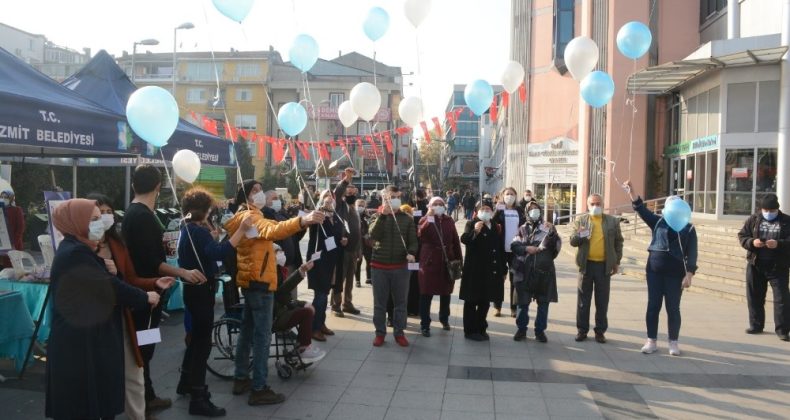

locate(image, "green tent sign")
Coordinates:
664 134 719 158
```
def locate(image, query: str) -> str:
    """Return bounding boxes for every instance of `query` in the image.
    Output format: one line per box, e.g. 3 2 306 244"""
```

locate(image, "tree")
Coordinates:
417 129 444 188
234 138 255 181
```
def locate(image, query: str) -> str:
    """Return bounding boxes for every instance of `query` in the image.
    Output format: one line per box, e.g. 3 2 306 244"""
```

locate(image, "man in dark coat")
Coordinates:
331 169 362 316
459 198 506 341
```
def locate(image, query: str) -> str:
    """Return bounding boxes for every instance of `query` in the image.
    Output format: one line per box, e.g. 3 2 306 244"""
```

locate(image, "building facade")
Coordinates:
479 105 506 196
0 22 90 82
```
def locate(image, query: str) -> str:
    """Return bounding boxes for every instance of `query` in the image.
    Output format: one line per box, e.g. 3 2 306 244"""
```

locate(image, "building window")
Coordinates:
247 140 257 158
553 0 575 70
700 0 727 24
234 114 257 130
235 63 260 78
235 88 253 102
726 82 756 133
329 93 344 108
29 39 33 51
723 148 753 215
186 62 223 81
758 80 780 132
186 88 206 104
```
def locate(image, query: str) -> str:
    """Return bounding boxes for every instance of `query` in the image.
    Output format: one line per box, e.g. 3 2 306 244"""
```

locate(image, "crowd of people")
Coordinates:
40 164 790 420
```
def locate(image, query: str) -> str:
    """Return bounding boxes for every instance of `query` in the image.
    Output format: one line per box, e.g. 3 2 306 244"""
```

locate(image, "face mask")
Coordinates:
251 191 267 209
528 209 541 220
433 206 446 216
271 200 282 212
357 207 365 215
101 214 115 231
524 195 532 202
589 206 602 216
275 251 286 266
88 220 106 241
0 199 8 206
345 195 357 205
389 198 401 209
504 195 516 205
479 211 492 222
763 211 779 221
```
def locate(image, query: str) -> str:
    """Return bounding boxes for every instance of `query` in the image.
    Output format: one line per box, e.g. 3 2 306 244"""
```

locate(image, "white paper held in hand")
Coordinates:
325 237 337 251
413 210 423 217
311 251 322 261
496 204 506 210
299 210 307 218
245 226 258 238
408 262 420 271
136 328 162 346
427 216 435 223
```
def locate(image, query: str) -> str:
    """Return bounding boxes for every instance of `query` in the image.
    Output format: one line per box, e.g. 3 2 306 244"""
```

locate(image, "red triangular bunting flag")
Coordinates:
518 82 527 103
257 137 265 158
419 121 431 144
446 112 457 134
383 131 393 154
502 91 510 109
395 126 411 136
288 140 297 163
273 139 285 162
432 117 443 139
490 100 498 122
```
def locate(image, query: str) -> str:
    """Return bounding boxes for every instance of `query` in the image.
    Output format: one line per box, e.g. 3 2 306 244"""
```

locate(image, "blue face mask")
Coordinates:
762 211 778 221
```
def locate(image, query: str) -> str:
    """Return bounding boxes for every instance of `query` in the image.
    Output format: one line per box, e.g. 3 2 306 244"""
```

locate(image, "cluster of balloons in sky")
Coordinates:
567 21 653 108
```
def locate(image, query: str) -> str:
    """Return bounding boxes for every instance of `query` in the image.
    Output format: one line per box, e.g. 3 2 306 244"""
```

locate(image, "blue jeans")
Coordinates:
646 271 683 340
234 283 274 391
516 300 549 334
312 290 329 332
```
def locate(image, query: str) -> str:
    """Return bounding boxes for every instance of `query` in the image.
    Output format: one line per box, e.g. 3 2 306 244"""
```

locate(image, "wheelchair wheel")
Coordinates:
275 360 293 380
207 317 243 380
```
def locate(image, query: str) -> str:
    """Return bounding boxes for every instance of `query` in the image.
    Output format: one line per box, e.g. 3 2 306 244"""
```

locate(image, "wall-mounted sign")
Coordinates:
527 137 578 165
731 167 749 179
664 134 719 158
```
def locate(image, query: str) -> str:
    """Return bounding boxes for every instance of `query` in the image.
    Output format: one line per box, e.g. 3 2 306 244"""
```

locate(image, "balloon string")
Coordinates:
627 58 638 180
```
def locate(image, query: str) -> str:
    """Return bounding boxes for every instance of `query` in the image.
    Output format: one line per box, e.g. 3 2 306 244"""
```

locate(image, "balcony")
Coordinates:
133 73 174 82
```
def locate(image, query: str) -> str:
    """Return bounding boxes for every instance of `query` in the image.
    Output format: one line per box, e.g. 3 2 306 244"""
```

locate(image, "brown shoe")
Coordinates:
145 397 172 413
312 330 327 342
232 377 252 395
320 325 335 336
248 386 286 405
595 332 607 343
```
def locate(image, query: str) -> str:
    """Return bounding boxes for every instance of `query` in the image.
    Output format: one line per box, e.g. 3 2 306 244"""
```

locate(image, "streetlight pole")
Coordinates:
131 38 160 83
173 22 195 96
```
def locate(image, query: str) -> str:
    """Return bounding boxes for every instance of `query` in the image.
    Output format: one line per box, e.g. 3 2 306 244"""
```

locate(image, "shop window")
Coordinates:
758 81 780 132
705 151 718 214
723 149 754 215
726 82 756 133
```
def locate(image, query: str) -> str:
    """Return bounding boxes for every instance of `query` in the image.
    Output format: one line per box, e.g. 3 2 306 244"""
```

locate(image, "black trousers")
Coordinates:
463 301 490 335
576 261 611 334
138 301 163 401
181 282 216 392
420 294 450 330
747 262 790 334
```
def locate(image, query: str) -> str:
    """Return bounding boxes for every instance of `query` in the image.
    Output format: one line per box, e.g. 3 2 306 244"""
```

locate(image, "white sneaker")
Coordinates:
299 345 326 363
641 339 657 354
668 340 680 356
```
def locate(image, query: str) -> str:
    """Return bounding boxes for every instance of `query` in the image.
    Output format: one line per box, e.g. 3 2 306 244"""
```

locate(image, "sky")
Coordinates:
3 0 511 120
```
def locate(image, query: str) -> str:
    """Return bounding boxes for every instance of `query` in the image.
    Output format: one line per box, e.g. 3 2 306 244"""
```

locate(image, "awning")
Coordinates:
628 45 788 95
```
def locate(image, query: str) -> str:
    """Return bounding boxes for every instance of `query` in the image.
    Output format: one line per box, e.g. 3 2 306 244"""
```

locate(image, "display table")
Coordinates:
0 279 50 342
0 291 35 373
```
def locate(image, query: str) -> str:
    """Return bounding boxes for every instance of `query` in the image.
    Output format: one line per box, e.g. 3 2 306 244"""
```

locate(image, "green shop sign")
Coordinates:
664 134 719 158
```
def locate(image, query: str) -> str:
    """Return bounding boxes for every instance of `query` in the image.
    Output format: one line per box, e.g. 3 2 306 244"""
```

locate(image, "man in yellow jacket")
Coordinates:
225 179 324 406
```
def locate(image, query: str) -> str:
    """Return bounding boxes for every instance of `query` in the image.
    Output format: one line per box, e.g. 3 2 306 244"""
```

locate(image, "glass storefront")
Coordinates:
723 148 777 215
670 150 717 214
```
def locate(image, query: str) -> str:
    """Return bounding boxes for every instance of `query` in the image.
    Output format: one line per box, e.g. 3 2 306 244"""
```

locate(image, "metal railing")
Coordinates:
555 193 691 235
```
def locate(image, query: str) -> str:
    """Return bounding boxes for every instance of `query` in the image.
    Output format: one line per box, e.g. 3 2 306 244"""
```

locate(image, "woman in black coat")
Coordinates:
45 199 158 420
460 198 507 341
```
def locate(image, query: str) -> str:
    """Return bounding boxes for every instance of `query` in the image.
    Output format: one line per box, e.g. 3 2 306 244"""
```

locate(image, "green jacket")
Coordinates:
569 214 624 274
368 211 418 265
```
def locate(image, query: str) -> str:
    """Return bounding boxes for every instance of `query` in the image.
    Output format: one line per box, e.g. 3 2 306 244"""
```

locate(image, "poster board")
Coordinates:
0 210 13 252
44 191 72 250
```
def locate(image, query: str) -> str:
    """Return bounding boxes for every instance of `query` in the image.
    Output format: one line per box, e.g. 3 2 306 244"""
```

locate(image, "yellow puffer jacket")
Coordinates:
225 205 304 290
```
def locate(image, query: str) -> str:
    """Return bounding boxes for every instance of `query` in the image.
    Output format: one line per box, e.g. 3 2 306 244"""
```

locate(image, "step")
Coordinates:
624 235 746 255
622 243 747 271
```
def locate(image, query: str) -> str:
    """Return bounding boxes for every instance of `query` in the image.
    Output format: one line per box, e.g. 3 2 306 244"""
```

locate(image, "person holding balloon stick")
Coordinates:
624 180 697 357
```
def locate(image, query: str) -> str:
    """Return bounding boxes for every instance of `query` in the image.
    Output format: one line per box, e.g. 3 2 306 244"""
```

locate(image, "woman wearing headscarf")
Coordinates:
511 201 560 343
459 198 506 341
417 196 462 337
45 199 159 420
492 187 527 318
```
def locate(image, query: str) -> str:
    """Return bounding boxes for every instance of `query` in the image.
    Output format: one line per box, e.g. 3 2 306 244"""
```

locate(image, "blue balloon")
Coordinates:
277 102 308 137
126 86 179 147
663 197 692 232
580 71 615 108
616 21 652 60
212 0 255 23
464 80 494 116
289 34 319 73
363 7 390 42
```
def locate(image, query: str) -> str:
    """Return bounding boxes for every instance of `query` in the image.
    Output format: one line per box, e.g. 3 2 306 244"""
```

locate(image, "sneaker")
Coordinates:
594 332 607 344
311 331 326 342
745 327 764 334
441 322 451 331
366 279 372 285
342 306 361 315
332 307 344 317
145 397 172 413
299 345 326 363
320 325 335 336
248 387 285 406
641 339 657 354
421 328 431 337
513 330 527 341
373 335 385 347
575 332 588 342
232 378 252 395
395 335 410 347
355 281 362 288
535 331 548 343
494 308 502 317
668 340 681 356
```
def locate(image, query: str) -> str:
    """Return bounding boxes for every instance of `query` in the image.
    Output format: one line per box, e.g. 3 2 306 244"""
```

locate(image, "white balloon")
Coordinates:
564 36 599 81
337 101 358 128
398 96 424 128
501 61 525 93
350 82 381 122
172 149 202 183
404 0 431 28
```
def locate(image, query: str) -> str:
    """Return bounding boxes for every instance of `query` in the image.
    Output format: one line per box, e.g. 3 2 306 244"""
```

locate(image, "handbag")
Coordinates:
432 218 462 282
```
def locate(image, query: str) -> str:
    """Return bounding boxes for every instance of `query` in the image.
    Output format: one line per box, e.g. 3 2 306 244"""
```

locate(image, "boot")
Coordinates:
176 369 190 396
189 386 226 417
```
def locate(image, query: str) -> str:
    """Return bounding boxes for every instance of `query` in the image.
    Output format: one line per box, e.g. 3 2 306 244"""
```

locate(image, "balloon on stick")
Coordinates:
616 21 652 60
289 34 319 73
564 36 599 81
500 61 525 94
211 0 255 23
663 197 691 232
172 150 202 183
277 102 308 137
126 86 179 148
580 71 615 108
398 96 424 128
464 80 494 116
337 101 358 128
404 0 431 28
363 7 390 42
350 82 381 122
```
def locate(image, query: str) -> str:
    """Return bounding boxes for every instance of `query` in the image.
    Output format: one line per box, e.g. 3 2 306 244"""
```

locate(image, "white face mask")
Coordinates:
271 199 282 212
356 207 365 215
251 191 267 209
528 209 541 220
88 220 106 241
433 206 446 216
524 195 532 201
0 199 8 206
504 195 516 205
275 251 286 266
389 198 401 209
478 211 492 222
589 206 602 216
101 214 115 231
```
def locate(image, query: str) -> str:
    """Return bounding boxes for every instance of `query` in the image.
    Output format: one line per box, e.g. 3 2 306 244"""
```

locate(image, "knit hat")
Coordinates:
235 179 261 207
478 197 494 211
760 194 780 210
428 196 445 207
